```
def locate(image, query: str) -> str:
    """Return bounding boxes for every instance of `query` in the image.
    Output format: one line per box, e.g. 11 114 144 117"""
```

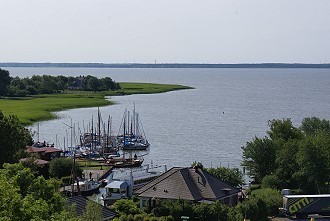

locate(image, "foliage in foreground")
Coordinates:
0 162 105 221
0 110 32 167
0 163 70 220
242 117 330 194
112 196 275 221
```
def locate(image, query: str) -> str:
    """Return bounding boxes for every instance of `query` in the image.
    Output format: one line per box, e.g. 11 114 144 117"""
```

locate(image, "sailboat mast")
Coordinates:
123 110 126 149
91 116 94 153
107 115 110 148
136 113 139 137
98 107 101 145
37 123 40 143
133 103 136 136
127 111 130 137
110 116 112 147
103 122 106 156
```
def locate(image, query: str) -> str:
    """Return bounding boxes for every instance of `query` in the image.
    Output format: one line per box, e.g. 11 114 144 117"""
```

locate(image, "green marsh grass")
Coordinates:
0 82 193 125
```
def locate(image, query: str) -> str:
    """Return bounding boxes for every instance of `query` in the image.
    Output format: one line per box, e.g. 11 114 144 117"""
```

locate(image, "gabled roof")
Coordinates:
135 167 240 202
67 196 117 220
26 146 62 153
20 158 49 165
106 180 129 189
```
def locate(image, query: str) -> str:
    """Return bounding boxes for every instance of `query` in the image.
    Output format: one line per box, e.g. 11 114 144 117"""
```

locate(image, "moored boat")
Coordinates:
105 155 144 168
62 179 100 196
117 107 150 151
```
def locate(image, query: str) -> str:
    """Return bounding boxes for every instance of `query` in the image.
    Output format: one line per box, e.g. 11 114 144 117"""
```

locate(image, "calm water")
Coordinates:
4 67 330 169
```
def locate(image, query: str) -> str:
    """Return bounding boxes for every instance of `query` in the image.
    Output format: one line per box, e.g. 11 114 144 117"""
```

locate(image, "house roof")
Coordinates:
26 146 62 153
20 158 49 165
105 180 129 189
135 167 240 202
67 196 117 220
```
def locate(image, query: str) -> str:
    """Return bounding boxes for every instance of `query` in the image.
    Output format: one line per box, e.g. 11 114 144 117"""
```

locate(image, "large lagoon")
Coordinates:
5 67 330 169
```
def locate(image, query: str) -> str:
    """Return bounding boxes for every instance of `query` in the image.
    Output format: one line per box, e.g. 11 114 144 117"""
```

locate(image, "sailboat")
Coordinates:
62 152 100 196
117 107 150 151
104 154 144 168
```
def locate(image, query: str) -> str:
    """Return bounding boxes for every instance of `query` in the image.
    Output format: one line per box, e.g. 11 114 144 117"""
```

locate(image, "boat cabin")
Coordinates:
103 180 132 205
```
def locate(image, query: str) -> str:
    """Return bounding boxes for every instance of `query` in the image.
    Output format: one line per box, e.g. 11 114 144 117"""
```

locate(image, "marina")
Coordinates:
10 67 330 169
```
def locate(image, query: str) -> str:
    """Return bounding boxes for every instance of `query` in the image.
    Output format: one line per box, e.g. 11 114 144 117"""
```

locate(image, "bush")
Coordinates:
261 175 281 189
112 199 141 215
49 158 82 179
235 198 268 221
250 188 282 216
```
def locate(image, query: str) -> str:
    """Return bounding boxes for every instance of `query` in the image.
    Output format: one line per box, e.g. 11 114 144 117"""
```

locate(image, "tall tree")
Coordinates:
274 140 299 189
49 157 82 179
0 111 32 166
206 167 243 187
295 133 330 193
267 119 303 142
0 163 81 221
242 137 276 182
0 68 11 96
300 117 330 135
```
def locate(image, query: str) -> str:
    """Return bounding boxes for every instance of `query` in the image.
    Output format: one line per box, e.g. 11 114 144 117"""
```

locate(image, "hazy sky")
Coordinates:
1 0 330 63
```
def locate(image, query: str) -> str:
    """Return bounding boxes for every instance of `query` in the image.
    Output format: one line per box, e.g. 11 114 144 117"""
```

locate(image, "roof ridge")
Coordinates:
180 168 203 201
136 167 183 195
198 170 218 199
202 169 240 199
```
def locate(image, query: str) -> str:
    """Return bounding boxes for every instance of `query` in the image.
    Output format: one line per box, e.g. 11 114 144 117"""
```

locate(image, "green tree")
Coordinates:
250 188 282 216
267 119 303 142
84 75 101 91
234 198 268 221
2 163 35 196
113 199 141 216
83 200 103 221
274 140 299 189
261 174 281 190
152 199 194 221
49 158 82 179
206 167 243 187
0 163 77 220
210 201 229 221
0 68 11 96
295 133 330 193
0 111 32 166
242 137 276 182
300 116 330 135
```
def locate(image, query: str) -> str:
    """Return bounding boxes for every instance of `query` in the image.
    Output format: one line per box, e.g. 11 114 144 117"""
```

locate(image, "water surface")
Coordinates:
5 67 330 168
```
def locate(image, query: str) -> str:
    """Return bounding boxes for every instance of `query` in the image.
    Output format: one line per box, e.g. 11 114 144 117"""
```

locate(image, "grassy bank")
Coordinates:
0 82 193 125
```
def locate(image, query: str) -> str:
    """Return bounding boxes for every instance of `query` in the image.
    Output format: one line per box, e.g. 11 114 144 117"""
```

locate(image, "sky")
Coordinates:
0 0 330 63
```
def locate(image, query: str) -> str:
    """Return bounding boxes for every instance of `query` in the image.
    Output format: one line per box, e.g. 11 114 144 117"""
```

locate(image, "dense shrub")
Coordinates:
250 188 282 216
49 158 82 179
261 174 281 189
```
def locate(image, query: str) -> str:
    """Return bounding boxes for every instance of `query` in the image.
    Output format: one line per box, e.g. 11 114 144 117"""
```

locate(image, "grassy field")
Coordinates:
0 82 193 125
76 159 110 170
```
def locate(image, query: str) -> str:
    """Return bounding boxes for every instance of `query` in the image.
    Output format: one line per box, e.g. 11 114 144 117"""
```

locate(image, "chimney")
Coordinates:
193 166 199 172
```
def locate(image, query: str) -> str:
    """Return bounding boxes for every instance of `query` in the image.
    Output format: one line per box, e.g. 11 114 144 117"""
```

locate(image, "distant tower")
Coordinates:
155 60 157 65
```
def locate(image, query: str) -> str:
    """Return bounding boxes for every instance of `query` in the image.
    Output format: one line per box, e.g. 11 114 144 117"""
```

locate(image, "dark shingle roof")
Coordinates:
135 167 240 202
67 196 117 220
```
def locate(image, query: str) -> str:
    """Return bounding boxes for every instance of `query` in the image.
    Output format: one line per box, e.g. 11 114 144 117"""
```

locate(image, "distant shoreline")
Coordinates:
1 62 330 69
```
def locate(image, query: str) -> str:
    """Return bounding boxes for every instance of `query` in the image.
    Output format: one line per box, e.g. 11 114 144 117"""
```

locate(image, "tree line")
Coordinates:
242 117 330 194
0 68 121 97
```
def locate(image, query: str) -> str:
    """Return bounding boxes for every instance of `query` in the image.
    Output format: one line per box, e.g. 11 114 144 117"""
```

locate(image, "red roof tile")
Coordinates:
26 146 62 153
